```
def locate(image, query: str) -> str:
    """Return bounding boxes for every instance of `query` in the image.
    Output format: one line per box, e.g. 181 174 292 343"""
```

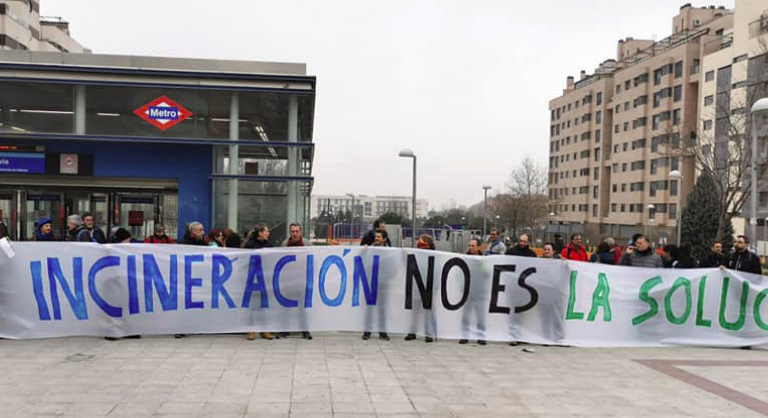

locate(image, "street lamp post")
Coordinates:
482 185 492 238
750 98 768 246
764 217 768 256
670 170 683 246
399 149 417 248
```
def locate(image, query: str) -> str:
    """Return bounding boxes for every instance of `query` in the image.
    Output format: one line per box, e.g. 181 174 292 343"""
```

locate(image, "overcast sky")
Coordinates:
43 0 735 211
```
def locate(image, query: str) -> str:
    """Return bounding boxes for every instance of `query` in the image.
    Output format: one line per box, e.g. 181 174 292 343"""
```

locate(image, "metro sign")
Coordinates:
134 96 193 131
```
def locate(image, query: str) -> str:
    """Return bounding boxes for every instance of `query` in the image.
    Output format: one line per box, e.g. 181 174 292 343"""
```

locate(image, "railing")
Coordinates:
749 16 768 39
703 35 733 55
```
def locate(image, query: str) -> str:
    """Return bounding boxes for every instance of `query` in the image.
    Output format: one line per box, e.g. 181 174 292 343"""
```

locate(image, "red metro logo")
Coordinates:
134 96 193 131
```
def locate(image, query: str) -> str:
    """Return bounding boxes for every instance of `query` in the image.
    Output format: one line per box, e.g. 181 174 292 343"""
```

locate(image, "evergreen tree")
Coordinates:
680 171 734 260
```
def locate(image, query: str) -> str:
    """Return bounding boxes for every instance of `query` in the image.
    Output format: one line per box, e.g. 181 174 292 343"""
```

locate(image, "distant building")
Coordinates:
1 1 88 53
548 3 733 244
311 195 428 222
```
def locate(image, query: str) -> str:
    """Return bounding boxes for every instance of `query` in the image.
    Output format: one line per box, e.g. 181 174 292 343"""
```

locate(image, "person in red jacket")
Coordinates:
561 233 588 261
145 224 175 244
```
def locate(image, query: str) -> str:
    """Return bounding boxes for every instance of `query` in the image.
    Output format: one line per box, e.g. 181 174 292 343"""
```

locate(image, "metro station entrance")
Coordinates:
0 177 179 241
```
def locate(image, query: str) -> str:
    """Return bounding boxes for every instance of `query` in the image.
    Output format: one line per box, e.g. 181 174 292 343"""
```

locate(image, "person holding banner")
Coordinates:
33 217 57 242
144 224 174 244
181 222 206 246
723 235 762 275
460 238 487 345
561 234 588 261
406 234 437 343
540 242 560 259
361 219 391 247
619 235 663 268
245 224 273 249
83 213 107 244
363 229 391 341
699 242 726 268
484 228 506 255
505 233 537 257
277 223 313 340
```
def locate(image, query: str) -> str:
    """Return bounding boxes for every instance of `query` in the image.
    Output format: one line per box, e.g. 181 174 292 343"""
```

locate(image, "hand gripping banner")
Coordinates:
0 242 767 348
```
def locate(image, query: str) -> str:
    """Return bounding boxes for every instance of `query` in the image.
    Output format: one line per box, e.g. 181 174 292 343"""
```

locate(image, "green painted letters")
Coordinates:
695 276 712 327
566 271 585 320
718 277 749 331
587 273 611 322
664 277 692 325
632 276 662 325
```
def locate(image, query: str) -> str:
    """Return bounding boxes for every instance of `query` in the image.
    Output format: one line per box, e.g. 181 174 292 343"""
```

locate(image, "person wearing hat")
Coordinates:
109 228 134 244
66 214 90 242
33 217 57 241
145 224 174 244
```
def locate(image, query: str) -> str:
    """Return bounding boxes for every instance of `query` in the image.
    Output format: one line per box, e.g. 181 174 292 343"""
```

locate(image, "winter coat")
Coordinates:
590 252 614 264
726 250 763 275
620 248 664 268
485 239 507 255
561 243 589 262
145 234 174 244
246 238 273 249
506 245 538 257
698 252 726 268
360 230 391 247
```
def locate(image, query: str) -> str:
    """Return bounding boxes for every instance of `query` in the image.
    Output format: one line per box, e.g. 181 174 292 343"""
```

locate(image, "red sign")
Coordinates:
134 96 193 131
128 211 144 227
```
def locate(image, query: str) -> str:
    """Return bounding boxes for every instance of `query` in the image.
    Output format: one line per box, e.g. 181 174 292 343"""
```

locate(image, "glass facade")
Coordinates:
0 63 315 242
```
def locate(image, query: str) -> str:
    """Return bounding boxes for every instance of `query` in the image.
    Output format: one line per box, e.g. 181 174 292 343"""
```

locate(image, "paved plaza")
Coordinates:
0 333 766 417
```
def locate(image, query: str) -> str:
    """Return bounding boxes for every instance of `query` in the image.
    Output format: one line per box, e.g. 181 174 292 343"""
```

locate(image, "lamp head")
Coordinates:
398 149 415 158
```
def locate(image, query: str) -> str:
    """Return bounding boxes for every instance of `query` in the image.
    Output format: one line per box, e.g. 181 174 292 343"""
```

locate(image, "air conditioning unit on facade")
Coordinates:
694 18 702 27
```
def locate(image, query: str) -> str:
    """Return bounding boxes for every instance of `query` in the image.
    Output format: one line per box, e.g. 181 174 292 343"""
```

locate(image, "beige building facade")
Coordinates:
549 4 732 245
0 0 87 53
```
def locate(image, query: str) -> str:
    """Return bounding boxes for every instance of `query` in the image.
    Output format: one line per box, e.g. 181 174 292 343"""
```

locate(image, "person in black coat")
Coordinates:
723 235 762 275
699 242 726 268
181 222 206 246
505 233 537 257
361 219 391 247
245 223 273 249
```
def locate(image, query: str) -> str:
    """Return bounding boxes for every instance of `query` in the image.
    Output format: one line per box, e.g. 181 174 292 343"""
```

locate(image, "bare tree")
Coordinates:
492 156 549 237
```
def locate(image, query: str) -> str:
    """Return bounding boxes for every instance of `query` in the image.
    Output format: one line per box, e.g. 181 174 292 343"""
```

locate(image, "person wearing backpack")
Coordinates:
561 234 589 261
66 214 91 242
589 241 614 264
83 213 107 244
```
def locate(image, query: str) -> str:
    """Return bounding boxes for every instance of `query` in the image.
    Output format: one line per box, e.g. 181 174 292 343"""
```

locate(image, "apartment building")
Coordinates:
1 0 87 52
311 195 429 223
549 4 732 245
698 0 768 240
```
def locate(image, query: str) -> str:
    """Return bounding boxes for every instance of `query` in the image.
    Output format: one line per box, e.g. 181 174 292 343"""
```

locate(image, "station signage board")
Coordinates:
134 96 193 131
0 152 45 174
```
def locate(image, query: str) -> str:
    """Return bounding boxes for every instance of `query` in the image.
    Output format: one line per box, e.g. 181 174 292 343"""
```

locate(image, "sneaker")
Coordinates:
508 341 519 346
740 345 753 350
104 336 119 341
174 334 186 339
478 340 487 346
277 332 290 339
404 334 417 341
459 339 468 345
379 333 390 341
362 332 371 340
302 331 313 340
425 337 434 343
261 332 274 340
247 332 257 341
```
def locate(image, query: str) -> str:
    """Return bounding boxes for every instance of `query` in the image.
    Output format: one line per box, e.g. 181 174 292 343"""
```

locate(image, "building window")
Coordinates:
704 95 714 106
703 120 713 130
596 92 603 106
672 109 681 125
733 54 748 63
611 203 617 212
595 129 601 143
673 85 682 102
612 184 618 193
705 70 715 82
621 184 627 192
733 81 747 89
616 84 621 94
674 61 683 78
634 95 648 107
596 111 602 123
670 180 678 196
625 80 631 91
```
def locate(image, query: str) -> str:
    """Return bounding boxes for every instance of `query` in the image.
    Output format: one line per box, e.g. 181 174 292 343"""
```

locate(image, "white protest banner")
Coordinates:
0 242 767 348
